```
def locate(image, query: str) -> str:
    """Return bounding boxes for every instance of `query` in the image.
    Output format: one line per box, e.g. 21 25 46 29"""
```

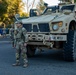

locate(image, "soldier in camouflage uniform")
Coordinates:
12 21 28 68
9 24 15 47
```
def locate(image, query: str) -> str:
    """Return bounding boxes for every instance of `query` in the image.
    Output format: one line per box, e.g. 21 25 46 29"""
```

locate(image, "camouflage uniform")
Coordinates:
9 27 15 47
13 25 28 67
3 28 6 37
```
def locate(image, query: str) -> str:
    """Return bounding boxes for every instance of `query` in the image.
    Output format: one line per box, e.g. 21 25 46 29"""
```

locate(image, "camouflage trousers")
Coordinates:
11 38 14 47
15 41 28 64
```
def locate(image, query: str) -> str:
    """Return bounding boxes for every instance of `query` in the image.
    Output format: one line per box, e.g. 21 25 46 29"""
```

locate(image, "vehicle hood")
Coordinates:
22 13 71 24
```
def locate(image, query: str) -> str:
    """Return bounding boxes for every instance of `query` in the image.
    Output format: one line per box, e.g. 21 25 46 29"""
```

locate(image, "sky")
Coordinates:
22 0 60 6
43 0 60 6
22 0 60 12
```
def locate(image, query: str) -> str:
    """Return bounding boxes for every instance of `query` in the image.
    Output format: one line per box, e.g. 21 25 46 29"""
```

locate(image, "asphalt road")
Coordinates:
0 37 76 75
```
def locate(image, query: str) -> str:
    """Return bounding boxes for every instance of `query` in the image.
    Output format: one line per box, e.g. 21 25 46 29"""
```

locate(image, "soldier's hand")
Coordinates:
24 43 27 47
14 45 16 48
28 37 32 40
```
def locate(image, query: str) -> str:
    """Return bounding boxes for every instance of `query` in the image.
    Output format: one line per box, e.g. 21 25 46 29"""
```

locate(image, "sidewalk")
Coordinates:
0 34 11 43
0 34 10 38
0 34 2 38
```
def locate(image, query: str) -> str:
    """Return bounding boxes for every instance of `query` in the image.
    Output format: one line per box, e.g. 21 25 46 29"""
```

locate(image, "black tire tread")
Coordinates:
27 45 36 57
63 30 76 62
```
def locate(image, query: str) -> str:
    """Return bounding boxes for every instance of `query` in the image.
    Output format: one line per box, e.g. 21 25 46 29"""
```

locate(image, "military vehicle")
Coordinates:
15 4 76 61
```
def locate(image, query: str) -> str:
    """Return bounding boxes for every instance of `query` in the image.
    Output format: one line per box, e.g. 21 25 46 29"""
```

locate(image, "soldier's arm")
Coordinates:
22 28 28 43
9 28 12 37
14 29 17 40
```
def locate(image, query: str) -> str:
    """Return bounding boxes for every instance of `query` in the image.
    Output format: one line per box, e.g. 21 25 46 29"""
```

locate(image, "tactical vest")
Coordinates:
16 27 26 42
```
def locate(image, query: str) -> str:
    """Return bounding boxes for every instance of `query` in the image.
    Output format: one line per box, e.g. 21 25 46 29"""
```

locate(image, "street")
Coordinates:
0 37 76 75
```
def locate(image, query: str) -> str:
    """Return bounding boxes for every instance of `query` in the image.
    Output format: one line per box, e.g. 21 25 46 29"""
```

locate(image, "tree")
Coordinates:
6 0 24 18
36 0 45 13
23 0 36 13
0 0 25 28
0 0 7 21
0 0 8 28
74 0 76 2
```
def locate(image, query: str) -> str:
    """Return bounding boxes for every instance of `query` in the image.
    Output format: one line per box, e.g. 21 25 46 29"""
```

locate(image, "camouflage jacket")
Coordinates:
14 27 28 43
9 28 14 39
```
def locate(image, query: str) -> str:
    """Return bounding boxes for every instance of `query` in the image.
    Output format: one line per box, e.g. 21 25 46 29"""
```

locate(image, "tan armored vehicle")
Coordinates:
15 4 76 61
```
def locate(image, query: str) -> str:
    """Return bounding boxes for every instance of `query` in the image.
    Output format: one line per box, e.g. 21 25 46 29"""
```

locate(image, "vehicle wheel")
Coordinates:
63 30 76 61
26 45 36 57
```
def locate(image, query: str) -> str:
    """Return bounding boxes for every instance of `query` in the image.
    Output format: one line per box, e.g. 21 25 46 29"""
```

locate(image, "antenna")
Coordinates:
15 14 20 21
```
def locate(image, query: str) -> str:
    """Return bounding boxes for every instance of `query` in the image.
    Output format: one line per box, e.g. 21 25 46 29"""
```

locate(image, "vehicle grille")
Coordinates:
23 23 50 32
23 24 32 32
33 25 38 32
38 23 50 32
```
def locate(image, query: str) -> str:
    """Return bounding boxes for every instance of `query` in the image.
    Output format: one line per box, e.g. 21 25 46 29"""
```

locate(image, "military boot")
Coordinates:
23 63 28 68
12 60 20 66
23 59 28 68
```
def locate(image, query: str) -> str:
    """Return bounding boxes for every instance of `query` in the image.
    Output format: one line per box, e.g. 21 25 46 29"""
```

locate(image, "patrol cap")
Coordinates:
15 21 23 25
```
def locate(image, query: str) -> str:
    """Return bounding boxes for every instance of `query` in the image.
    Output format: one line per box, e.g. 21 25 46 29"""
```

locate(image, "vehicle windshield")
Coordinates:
60 5 75 12
42 6 59 14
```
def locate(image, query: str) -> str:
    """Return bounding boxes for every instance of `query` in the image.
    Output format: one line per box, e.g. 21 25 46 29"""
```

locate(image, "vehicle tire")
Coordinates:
27 45 36 57
63 30 76 61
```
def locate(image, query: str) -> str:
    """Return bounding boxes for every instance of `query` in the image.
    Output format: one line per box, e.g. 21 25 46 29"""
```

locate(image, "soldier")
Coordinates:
3 28 6 37
9 24 15 47
12 21 28 68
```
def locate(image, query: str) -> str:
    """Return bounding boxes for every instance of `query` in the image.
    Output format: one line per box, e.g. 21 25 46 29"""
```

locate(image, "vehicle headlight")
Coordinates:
58 22 63 27
52 21 63 31
52 24 59 31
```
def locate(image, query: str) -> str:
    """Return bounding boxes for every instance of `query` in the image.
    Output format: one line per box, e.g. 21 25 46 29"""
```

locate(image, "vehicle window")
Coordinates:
61 5 75 11
42 6 59 14
23 24 32 32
